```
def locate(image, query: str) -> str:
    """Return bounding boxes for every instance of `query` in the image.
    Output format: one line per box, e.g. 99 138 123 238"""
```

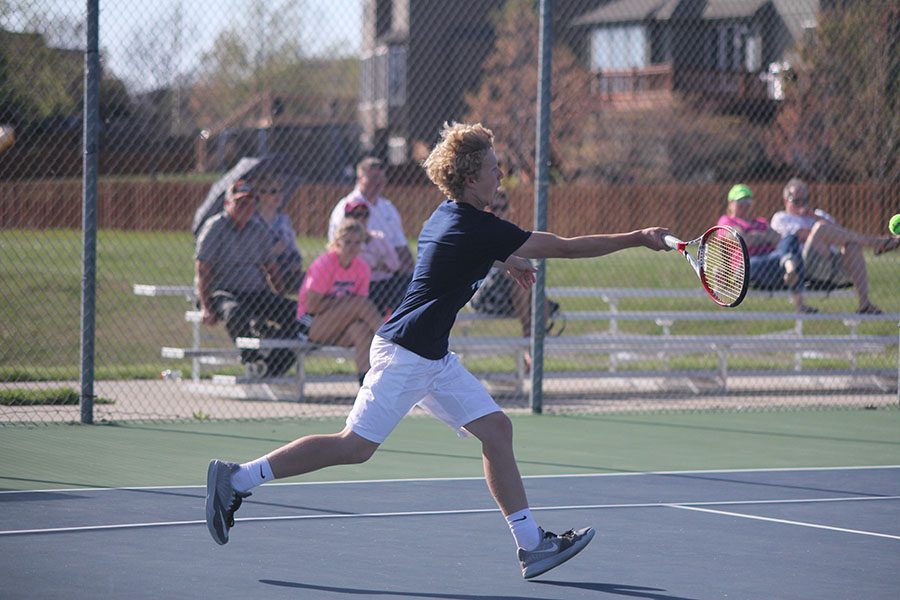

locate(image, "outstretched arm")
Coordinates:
513 228 671 260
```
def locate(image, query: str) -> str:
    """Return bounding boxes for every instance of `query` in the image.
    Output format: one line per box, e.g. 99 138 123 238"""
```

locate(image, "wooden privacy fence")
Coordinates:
0 180 896 237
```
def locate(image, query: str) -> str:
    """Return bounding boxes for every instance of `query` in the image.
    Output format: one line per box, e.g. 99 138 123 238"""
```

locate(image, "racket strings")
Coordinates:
701 232 747 304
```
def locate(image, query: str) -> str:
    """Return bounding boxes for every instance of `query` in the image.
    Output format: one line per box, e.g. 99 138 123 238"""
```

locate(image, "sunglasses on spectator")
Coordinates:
348 209 369 218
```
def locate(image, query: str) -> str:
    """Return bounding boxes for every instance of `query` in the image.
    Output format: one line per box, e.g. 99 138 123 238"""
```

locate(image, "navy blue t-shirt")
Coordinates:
378 200 531 359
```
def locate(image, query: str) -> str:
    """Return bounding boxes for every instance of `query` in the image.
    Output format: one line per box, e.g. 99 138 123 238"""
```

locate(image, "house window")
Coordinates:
374 47 388 105
590 25 648 70
388 44 406 107
709 24 759 72
745 33 762 72
376 0 392 38
360 54 375 106
709 25 739 70
387 135 406 165
364 44 405 107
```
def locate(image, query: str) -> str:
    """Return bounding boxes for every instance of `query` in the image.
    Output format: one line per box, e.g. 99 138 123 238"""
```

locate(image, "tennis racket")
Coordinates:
664 226 749 307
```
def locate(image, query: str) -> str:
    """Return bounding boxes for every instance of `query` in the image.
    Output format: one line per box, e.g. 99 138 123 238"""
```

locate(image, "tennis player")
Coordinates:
207 122 671 579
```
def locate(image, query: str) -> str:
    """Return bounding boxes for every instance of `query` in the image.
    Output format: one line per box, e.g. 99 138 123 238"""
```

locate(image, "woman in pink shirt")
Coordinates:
296 219 383 384
343 199 408 315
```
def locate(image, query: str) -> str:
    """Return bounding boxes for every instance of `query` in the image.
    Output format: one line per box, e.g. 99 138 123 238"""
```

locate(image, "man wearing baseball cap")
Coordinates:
195 179 301 376
718 183 813 313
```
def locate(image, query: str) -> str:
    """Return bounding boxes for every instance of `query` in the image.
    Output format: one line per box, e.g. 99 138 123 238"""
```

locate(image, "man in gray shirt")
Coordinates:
195 179 301 377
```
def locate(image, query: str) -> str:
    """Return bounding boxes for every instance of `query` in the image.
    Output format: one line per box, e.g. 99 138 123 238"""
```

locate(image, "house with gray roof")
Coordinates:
571 0 818 113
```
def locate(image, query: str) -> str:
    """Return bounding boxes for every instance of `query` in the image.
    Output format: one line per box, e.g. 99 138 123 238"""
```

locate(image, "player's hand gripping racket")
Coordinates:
664 226 749 307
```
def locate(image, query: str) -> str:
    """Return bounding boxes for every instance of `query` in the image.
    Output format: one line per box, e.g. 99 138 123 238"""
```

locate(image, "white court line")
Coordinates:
1 464 898 495
2 495 899 538
669 504 900 540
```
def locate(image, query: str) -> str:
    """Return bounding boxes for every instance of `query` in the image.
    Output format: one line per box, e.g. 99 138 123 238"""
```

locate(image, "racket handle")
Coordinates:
663 234 683 250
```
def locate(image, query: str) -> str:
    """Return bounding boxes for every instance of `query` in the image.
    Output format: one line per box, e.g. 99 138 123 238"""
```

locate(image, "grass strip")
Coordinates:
0 388 114 406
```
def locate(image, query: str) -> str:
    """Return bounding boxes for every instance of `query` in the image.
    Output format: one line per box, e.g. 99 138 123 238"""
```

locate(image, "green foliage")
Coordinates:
0 29 79 129
0 387 113 406
0 17 130 131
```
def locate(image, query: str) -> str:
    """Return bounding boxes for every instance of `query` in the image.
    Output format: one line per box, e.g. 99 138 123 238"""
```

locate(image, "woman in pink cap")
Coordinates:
343 199 405 314
294 218 383 385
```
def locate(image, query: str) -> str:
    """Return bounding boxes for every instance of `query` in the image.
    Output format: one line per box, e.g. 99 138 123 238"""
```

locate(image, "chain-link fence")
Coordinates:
1 0 897 424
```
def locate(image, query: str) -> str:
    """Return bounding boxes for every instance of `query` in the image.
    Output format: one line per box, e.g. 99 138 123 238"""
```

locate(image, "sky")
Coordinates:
8 0 362 90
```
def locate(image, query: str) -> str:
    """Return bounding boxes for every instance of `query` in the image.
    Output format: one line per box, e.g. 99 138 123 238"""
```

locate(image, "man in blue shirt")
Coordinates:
207 123 671 579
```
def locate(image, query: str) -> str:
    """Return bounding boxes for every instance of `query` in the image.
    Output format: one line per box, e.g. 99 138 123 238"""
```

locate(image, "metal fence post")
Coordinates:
80 0 100 424
530 0 553 415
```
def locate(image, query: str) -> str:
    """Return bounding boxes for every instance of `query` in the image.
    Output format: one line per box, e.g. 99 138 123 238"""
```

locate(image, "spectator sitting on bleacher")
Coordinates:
717 183 814 313
469 190 563 370
343 199 405 315
328 157 414 307
195 179 301 378
255 174 304 293
296 218 384 386
771 178 900 315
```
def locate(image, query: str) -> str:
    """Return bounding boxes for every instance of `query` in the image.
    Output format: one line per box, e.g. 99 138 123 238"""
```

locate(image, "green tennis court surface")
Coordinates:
3 410 898 490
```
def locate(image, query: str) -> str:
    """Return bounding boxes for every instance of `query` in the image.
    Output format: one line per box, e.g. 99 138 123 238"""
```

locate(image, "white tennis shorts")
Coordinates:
346 335 502 444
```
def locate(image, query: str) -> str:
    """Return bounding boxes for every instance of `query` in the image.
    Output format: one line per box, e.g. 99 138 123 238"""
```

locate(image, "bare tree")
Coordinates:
0 1 85 49
191 0 308 128
767 0 900 182
123 2 197 134
463 0 599 184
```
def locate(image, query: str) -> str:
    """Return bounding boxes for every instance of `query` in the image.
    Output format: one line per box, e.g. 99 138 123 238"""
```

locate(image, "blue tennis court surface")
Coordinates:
2 466 898 599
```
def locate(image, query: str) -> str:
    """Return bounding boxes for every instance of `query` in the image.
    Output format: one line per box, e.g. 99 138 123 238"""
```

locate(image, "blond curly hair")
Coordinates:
423 122 494 200
328 217 367 251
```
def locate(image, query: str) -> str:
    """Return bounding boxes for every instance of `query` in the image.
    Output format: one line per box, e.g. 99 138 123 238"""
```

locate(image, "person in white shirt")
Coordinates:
328 157 415 273
328 158 414 314
770 178 899 314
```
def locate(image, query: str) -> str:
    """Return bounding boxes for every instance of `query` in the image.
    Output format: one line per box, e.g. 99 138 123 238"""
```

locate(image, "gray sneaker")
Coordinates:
518 527 595 579
205 459 251 545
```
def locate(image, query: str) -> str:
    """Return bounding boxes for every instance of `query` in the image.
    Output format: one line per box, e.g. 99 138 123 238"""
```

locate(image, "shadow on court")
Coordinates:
261 579 699 600
536 581 700 600
262 579 547 599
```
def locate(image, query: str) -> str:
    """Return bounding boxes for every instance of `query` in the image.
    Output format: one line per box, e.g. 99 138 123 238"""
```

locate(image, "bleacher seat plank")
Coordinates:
141 283 896 399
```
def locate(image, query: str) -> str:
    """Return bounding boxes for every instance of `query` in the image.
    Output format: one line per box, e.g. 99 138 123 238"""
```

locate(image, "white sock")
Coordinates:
506 508 541 551
230 456 274 493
